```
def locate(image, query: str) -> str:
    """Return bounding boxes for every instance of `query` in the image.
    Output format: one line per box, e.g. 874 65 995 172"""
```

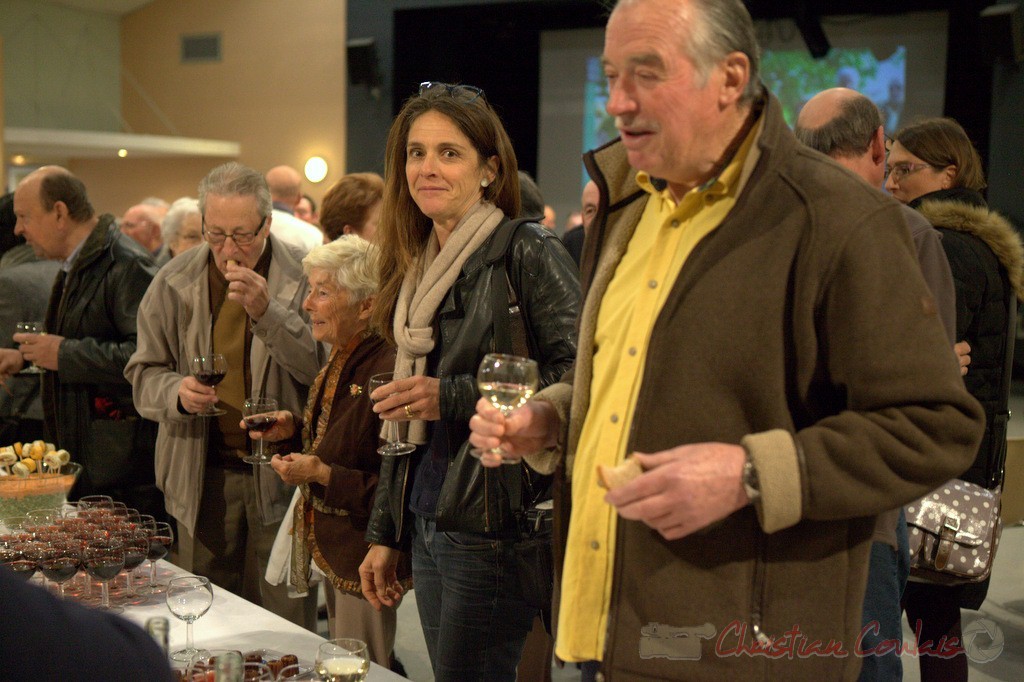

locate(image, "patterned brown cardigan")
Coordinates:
290 331 412 596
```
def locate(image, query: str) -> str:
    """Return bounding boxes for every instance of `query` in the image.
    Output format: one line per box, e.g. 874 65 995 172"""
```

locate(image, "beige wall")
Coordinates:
1 0 122 132
1 36 5 193
73 0 347 217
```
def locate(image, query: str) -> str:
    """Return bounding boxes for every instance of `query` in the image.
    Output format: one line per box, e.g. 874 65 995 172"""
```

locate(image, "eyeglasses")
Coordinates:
202 216 267 246
418 81 485 104
884 162 934 182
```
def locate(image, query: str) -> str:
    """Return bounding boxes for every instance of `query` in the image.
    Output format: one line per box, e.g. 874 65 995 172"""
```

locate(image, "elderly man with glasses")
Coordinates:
125 162 324 630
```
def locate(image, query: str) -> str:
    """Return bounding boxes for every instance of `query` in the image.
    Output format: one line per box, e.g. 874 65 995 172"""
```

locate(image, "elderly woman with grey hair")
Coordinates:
254 235 411 668
160 197 203 258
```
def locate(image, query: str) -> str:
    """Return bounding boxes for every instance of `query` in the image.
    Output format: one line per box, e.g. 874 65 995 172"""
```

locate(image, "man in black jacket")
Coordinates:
12 166 162 519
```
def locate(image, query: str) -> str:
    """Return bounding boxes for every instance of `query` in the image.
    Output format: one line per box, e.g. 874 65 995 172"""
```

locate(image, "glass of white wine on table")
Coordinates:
471 353 540 464
315 639 370 682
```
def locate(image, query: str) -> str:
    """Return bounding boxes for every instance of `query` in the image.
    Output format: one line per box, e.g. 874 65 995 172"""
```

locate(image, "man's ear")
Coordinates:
869 126 886 166
719 51 751 106
52 200 69 223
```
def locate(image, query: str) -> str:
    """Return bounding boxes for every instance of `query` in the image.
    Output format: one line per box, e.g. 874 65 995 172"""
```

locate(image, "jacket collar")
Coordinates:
914 191 1024 301
66 214 116 275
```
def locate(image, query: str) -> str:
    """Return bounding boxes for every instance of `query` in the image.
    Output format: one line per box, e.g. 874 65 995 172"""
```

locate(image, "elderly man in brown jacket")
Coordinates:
469 1 984 680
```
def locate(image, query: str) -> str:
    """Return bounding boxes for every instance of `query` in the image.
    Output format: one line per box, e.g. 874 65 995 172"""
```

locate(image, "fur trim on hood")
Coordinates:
917 198 1024 303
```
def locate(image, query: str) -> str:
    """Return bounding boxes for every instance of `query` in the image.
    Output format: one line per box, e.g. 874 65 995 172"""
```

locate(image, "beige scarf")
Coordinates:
392 200 505 444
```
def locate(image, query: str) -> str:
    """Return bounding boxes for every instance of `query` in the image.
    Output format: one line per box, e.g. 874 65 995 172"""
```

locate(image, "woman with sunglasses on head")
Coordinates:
358 82 579 681
888 118 1023 682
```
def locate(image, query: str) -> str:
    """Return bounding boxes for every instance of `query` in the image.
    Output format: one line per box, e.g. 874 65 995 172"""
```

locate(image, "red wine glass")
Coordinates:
191 354 228 416
242 397 279 465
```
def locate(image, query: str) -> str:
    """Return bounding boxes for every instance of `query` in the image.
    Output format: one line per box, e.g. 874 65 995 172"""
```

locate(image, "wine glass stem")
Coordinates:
256 436 264 460
125 570 135 597
149 559 157 586
101 580 110 609
185 619 195 652
58 582 66 599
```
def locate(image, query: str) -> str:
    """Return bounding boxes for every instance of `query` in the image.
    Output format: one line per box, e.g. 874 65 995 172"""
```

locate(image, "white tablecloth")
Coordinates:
119 561 406 681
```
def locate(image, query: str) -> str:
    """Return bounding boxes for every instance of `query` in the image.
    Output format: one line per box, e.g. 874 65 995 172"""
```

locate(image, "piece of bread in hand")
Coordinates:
597 455 644 489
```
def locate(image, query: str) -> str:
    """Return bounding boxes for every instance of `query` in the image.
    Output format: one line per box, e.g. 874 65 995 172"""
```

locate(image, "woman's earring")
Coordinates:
481 179 490 188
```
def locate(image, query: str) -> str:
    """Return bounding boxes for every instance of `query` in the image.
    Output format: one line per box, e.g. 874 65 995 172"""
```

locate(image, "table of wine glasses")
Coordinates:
120 561 407 681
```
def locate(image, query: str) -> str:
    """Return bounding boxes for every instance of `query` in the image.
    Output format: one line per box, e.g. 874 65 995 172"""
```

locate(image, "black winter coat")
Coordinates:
913 189 1024 489
367 220 579 546
42 217 160 504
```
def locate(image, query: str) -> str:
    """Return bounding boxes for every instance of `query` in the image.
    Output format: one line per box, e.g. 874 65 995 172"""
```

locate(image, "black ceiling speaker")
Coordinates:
981 2 1024 64
794 0 831 60
347 37 380 87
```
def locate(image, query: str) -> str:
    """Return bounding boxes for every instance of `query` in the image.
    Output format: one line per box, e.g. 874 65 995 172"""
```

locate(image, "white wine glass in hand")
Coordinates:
471 353 539 464
166 575 214 662
15 321 46 374
315 638 370 682
367 373 416 457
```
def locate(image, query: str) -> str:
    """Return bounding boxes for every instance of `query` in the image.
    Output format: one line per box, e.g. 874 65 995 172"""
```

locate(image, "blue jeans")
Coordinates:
858 510 909 682
412 515 536 682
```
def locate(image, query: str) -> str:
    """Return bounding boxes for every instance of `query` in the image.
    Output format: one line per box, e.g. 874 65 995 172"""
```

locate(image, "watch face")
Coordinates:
743 458 761 502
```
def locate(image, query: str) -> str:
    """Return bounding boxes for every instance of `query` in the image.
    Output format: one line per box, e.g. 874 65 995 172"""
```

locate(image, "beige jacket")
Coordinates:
125 239 324 535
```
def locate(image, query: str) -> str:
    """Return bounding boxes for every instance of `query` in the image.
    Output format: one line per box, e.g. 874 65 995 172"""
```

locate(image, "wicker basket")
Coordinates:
0 462 82 526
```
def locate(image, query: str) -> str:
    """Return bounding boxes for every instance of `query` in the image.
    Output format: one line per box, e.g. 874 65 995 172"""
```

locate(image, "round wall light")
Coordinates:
304 156 328 183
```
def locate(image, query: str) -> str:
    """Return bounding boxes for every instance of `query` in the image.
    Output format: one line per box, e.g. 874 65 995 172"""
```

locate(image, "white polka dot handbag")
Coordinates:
904 479 1002 584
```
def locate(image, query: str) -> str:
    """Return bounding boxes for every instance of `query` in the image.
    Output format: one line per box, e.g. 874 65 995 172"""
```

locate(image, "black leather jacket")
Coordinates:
367 220 580 546
42 216 160 499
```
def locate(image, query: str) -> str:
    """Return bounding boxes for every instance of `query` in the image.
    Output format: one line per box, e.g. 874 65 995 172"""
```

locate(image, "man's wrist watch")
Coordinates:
742 450 761 504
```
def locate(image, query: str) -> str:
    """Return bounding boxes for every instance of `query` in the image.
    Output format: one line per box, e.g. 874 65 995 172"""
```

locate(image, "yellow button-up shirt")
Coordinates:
555 126 758 664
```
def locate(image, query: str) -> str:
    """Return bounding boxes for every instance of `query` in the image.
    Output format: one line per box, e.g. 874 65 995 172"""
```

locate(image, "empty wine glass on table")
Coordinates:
83 536 125 613
190 354 228 416
242 397 279 464
14 321 46 374
367 373 417 457
166 575 214 662
315 638 370 682
470 353 540 464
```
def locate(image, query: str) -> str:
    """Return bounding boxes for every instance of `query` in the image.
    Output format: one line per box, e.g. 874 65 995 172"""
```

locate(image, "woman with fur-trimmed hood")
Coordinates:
887 116 1024 682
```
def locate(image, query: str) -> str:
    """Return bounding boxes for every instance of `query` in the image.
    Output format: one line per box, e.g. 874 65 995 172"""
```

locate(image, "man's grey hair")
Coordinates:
617 0 761 104
302 234 379 304
794 95 883 158
160 196 200 244
197 162 272 219
141 196 169 211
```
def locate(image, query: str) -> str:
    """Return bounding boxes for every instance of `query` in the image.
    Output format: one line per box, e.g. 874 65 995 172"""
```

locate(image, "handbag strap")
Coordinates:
486 217 534 361
990 295 1017 488
486 216 539 517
